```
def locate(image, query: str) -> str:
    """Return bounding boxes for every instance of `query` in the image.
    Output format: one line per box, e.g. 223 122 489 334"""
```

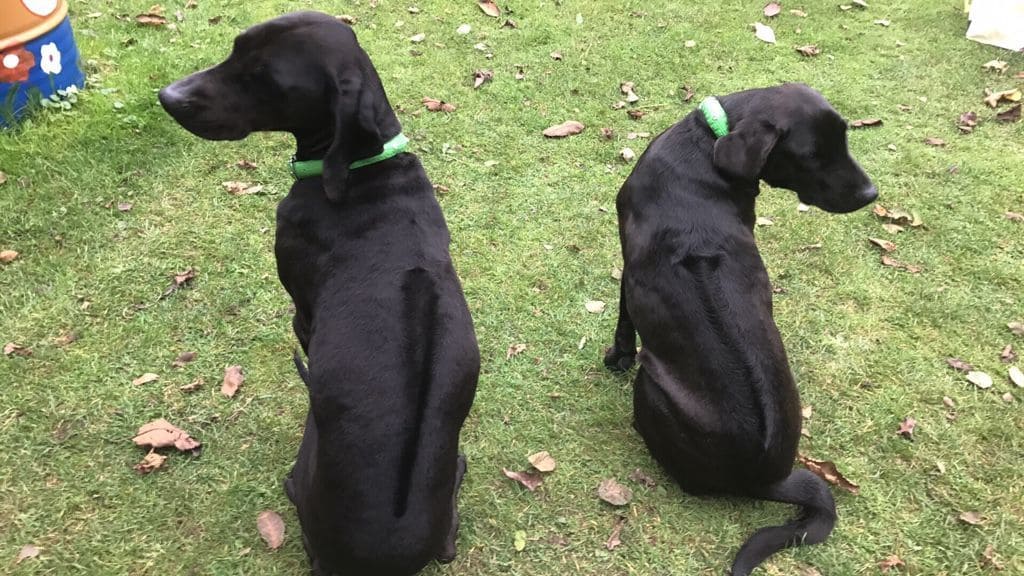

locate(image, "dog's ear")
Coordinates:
712 120 780 182
321 67 382 202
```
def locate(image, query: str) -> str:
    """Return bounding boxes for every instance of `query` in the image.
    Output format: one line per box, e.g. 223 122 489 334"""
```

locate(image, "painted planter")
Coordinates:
1 0 86 127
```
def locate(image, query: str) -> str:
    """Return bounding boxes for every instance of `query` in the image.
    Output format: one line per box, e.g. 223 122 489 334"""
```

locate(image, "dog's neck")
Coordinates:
685 108 759 229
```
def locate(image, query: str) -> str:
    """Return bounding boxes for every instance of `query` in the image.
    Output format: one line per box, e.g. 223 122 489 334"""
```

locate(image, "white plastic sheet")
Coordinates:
966 0 1024 51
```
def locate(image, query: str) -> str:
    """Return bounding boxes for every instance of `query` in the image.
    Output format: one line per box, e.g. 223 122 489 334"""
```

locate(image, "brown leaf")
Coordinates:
585 300 606 313
503 467 544 491
1005 211 1024 223
983 88 1021 108
1010 321 1024 336
506 343 526 359
478 0 500 18
879 555 905 571
872 204 923 227
117 202 134 212
982 59 1009 73
628 468 656 488
763 2 782 17
801 405 813 420
795 44 821 57
627 109 645 120
54 330 79 347
514 66 526 80
882 223 904 234
337 14 356 25
549 51 563 61
790 9 808 17
597 478 633 506
542 120 585 138
257 510 286 549
620 82 640 103
1000 344 1016 363
222 181 263 195
958 511 985 526
0 249 19 263
798 454 860 494
528 451 557 472
896 416 916 439
924 137 946 147
3 342 32 357
1009 366 1024 388
753 22 776 44
236 159 258 170
133 418 201 451
134 450 168 474
502 18 518 29
136 5 167 26
472 69 494 89
981 544 1005 570
185 0 198 8
422 97 456 113
966 370 993 389
957 111 978 133
605 516 626 550
851 118 883 128
180 378 203 393
160 267 197 299
880 255 922 274
681 85 695 102
15 544 40 564
946 358 974 373
868 238 896 252
599 127 614 140
221 365 244 398
171 351 197 368
132 372 159 386
995 104 1021 123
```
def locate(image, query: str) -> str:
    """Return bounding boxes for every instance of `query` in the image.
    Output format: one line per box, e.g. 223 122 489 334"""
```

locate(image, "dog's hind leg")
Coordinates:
437 453 468 563
604 278 638 371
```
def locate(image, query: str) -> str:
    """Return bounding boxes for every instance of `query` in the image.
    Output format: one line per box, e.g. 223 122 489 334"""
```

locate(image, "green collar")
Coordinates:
699 97 729 139
289 133 410 179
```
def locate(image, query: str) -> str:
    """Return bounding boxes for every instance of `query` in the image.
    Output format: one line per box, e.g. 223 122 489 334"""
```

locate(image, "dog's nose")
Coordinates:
157 84 190 114
860 185 879 204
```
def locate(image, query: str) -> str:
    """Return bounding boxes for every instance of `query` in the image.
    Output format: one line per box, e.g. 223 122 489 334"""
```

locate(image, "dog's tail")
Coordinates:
292 349 310 385
729 469 836 576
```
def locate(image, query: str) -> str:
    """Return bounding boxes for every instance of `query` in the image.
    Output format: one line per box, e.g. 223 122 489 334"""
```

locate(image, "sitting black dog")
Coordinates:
159 12 479 576
604 83 876 575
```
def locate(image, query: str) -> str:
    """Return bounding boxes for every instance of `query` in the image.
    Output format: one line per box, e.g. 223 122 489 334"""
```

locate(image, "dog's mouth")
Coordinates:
800 185 878 214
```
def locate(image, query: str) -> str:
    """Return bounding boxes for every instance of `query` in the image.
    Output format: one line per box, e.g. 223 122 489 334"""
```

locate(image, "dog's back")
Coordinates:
278 156 479 575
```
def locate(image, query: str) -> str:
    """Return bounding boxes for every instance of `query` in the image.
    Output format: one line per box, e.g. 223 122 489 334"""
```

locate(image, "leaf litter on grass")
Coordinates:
257 510 286 549
597 478 632 506
221 365 244 398
798 454 859 494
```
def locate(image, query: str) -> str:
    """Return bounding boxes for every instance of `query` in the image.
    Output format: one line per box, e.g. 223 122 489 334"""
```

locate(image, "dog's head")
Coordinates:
711 83 877 214
158 11 399 201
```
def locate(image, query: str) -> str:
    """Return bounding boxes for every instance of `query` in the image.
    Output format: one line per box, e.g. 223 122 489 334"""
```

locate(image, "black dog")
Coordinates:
604 84 876 575
159 12 479 576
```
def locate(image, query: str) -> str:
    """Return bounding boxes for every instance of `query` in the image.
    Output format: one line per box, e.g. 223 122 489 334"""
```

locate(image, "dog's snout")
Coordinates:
860 184 879 204
157 84 190 114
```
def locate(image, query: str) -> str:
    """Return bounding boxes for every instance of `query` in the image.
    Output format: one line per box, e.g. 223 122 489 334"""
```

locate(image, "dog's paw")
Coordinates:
603 346 636 372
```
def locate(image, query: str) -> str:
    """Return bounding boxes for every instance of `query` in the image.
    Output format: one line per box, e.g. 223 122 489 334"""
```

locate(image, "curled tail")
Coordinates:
730 469 836 576
293 349 310 385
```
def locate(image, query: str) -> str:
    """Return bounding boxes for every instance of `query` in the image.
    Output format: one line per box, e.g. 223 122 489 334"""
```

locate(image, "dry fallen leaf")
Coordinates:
790 9 808 17
15 544 40 564
337 14 356 25
628 468 656 488
1000 344 1017 363
257 510 286 549
605 516 627 550
620 148 636 162
409 32 425 43
796 44 821 57
134 450 168 474
160 267 197 299
54 331 79 347
879 555 905 571
753 22 776 44
0 249 19 263
1006 212 1024 223
763 2 782 17
882 223 904 234
756 216 774 227
543 120 585 138
798 454 859 494
981 544 1005 570
957 111 978 133
1010 321 1024 336
528 451 557 472
478 0 500 18
982 60 1009 73
503 467 544 491
132 372 159 386
171 351 197 368
585 300 606 314
924 137 946 147
996 104 1021 123
472 69 493 89
966 371 993 389
221 365 244 398
136 5 168 26
222 181 263 195
868 238 896 252
180 378 203 393
880 255 922 273
422 97 456 113
600 127 615 140
506 343 527 359
236 159 258 170
3 342 31 357
896 416 916 439
133 418 201 451
597 478 633 506
851 118 883 128
946 358 974 373
958 511 985 526
983 88 1021 108
1008 366 1024 388
620 82 640 103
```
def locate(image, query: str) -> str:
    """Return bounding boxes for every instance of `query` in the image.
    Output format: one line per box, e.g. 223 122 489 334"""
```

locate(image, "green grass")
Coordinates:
2 0 1023 574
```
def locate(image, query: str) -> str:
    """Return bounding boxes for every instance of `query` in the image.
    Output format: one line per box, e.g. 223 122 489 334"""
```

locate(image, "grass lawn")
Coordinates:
2 0 1023 574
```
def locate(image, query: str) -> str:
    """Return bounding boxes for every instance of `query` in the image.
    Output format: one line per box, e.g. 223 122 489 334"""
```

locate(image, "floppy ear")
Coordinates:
321 71 382 202
712 120 780 182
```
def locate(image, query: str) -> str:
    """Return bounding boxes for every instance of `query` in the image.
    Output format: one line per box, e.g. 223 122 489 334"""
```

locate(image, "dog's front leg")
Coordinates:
604 277 637 371
437 453 468 563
